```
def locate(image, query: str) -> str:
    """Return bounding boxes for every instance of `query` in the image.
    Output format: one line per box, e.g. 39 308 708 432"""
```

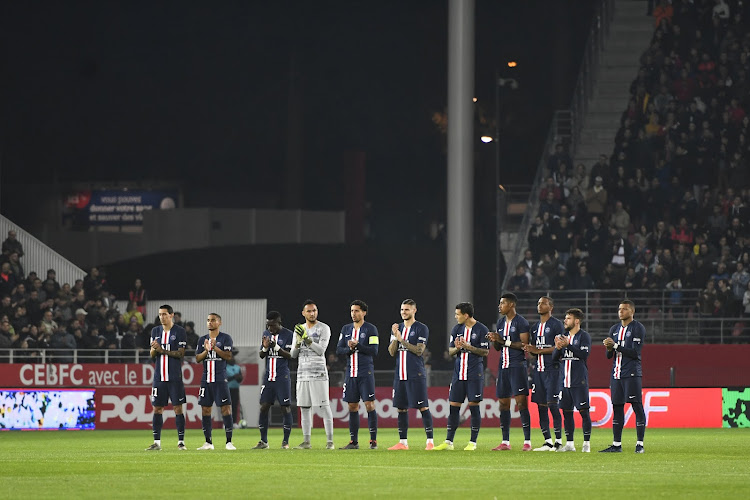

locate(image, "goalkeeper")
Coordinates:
290 299 335 449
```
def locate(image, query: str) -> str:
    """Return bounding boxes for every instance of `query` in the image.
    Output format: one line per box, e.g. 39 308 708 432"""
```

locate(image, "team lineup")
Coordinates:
144 294 646 453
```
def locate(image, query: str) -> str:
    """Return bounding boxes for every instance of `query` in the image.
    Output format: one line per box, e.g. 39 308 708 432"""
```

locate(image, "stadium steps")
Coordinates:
574 0 653 171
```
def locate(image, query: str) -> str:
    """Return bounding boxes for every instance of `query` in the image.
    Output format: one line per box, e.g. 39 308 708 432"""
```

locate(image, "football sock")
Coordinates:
580 409 591 442
563 410 575 441
152 413 163 441
349 411 359 443
222 414 233 443
446 405 460 442
397 411 409 440
549 402 562 440
613 404 624 443
175 413 185 443
202 415 212 444
520 407 531 441
321 404 334 441
633 402 646 442
538 405 551 441
469 405 481 443
300 407 312 441
500 409 511 442
367 410 378 442
420 408 434 439
282 410 293 443
259 409 269 443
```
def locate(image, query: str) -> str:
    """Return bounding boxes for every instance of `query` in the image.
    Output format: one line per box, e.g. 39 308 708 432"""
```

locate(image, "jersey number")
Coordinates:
151 387 158 398
199 387 205 398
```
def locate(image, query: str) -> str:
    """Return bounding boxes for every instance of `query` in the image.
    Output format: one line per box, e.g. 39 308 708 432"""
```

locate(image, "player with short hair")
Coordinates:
145 304 188 451
601 299 646 453
254 311 294 449
523 296 564 451
195 313 236 450
387 299 435 451
553 308 592 452
488 292 532 451
336 300 379 449
290 299 335 450
433 302 489 451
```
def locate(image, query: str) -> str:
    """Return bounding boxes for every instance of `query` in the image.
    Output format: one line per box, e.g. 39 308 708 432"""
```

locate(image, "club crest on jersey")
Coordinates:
170 335 176 340
510 326 516 333
471 333 477 339
545 327 550 333
626 331 631 338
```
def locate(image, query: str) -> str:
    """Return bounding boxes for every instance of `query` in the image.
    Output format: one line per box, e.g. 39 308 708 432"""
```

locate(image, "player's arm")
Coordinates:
336 329 353 355
603 334 616 358
462 342 489 358
552 336 564 361
213 344 233 361
259 334 270 359
388 323 400 357
275 334 293 359
614 324 644 360
195 338 208 362
487 330 503 351
401 339 425 356
509 331 529 350
567 332 591 360
150 337 185 359
307 325 329 356
448 332 460 357
357 330 379 356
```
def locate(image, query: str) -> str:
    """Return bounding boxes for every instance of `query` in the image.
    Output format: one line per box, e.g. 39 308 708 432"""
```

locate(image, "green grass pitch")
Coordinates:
1 428 748 499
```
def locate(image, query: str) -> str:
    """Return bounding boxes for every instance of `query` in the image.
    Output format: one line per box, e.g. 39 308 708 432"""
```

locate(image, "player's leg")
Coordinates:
255 383 274 448
341 375 361 448
279 381 293 448
531 371 552 450
512 366 531 450
281 405 293 448
547 370 563 448
412 377 434 449
465 377 483 449
389 381 409 450
146 382 168 450
363 375 378 448
296 381 313 448
217 381 234 448
629 378 646 453
197 382 214 448
311 380 334 448
557 388 576 452
601 379 625 452
575 387 591 452
494 370 512 449
434 379 462 449
170 381 187 447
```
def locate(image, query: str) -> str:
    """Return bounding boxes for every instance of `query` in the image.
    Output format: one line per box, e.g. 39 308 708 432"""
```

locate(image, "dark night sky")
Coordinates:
1 1 595 218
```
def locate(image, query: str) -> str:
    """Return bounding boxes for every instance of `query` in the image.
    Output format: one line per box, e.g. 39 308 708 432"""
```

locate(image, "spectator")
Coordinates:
81 327 104 362
509 265 530 292
653 0 673 27
2 230 24 259
571 263 595 290
0 263 17 297
40 310 58 335
120 301 144 328
550 216 574 266
83 267 106 301
609 201 632 238
119 320 141 362
584 216 608 279
74 308 90 336
530 267 550 290
585 176 608 218
184 321 199 350
743 281 750 317
623 266 639 290
589 154 610 186
539 191 561 218
547 143 572 175
671 217 695 246
540 176 563 202
128 278 147 314
50 327 77 364
7 252 24 281
566 164 590 195
550 266 570 290
45 269 61 294
528 216 551 260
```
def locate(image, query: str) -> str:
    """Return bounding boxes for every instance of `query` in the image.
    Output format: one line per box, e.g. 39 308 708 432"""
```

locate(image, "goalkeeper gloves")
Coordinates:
294 324 305 336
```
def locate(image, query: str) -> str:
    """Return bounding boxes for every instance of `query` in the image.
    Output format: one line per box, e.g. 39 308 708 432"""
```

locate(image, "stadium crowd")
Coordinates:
516 0 750 324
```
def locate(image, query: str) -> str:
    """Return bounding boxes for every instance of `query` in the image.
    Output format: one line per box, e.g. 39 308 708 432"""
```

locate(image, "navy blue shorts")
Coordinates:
259 379 292 406
198 380 232 408
610 377 642 405
531 369 560 405
393 376 429 409
495 366 529 398
151 380 186 408
449 374 483 403
343 373 376 403
560 384 589 411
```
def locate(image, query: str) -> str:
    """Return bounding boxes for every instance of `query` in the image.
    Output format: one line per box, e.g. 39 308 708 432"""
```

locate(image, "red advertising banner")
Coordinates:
313 386 722 429
0 363 258 430
0 363 257 388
